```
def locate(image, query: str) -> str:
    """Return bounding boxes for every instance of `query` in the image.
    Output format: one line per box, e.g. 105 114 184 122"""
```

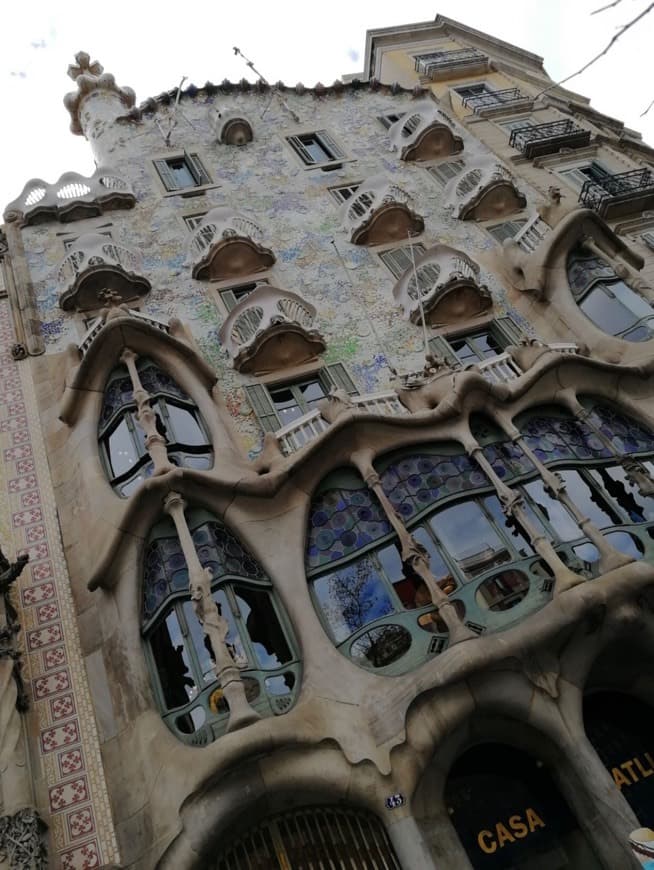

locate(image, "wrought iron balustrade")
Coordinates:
414 48 488 77
579 168 654 217
462 88 527 112
509 119 591 158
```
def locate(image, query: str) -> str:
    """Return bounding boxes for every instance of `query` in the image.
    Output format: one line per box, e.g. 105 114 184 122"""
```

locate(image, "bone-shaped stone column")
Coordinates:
121 348 175 477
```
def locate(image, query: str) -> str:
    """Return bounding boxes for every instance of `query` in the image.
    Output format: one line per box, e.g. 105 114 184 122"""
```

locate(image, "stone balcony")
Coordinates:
189 207 275 281
5 167 135 225
218 284 326 374
57 233 150 312
341 175 424 245
475 341 579 384
446 162 526 221
392 244 491 325
276 391 408 456
388 102 463 162
509 120 591 159
414 48 490 81
211 109 254 145
578 169 654 220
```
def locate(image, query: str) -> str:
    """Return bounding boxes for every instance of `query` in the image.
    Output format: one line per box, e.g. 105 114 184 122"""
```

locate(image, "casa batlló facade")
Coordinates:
1 13 654 869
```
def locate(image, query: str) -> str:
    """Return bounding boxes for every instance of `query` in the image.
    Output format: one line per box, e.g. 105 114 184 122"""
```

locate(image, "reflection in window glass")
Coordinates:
559 469 619 529
107 418 140 477
150 611 196 709
430 501 509 579
524 479 582 541
166 404 207 446
590 466 654 523
236 587 292 670
313 557 396 643
412 526 456 594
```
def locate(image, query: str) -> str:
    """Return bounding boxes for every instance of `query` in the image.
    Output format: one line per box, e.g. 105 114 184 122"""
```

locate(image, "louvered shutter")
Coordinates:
487 220 527 243
287 135 317 165
492 315 524 346
321 364 359 396
220 290 239 312
244 385 280 432
318 130 346 161
642 232 654 252
428 335 461 367
154 159 178 192
427 160 465 186
187 153 211 186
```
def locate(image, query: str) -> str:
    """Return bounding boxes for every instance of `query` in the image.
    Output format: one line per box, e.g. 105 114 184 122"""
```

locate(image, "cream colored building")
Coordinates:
1 14 654 869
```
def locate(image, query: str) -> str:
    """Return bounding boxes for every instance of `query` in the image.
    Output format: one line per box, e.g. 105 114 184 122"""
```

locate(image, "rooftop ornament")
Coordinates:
64 51 136 136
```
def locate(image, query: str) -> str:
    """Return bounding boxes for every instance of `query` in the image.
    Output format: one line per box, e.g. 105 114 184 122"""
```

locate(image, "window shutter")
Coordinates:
220 290 239 312
427 160 465 186
642 231 654 251
487 220 527 243
288 135 316 165
318 130 345 161
244 385 280 432
493 315 524 346
154 159 178 192
187 153 211 186
322 363 359 395
428 335 460 367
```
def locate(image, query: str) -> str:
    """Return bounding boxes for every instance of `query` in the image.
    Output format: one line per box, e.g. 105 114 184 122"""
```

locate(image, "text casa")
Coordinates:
477 808 545 854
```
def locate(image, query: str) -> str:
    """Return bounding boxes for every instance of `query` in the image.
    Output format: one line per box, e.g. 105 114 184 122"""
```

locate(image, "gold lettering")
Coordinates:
622 760 639 783
635 756 653 779
496 822 515 847
509 815 528 839
612 766 630 790
645 752 654 771
525 807 545 832
477 830 496 854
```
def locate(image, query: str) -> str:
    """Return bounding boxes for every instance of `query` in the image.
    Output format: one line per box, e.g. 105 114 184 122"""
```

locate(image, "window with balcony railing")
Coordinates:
509 119 590 157
414 48 488 77
459 86 527 112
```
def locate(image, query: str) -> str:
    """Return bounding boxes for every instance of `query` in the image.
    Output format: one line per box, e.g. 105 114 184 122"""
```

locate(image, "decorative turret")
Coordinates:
63 52 136 162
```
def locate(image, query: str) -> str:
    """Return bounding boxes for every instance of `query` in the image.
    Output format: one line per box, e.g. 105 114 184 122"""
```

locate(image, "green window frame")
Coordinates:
153 152 212 192
429 315 524 367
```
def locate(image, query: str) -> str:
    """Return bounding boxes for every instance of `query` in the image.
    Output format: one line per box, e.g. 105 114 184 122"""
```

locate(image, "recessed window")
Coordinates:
182 213 207 231
286 131 346 168
153 153 211 192
378 113 403 130
245 364 358 433
486 219 528 243
379 244 426 278
429 317 524 368
329 183 361 205
425 160 465 186
558 161 610 191
63 229 112 251
497 116 534 133
220 279 270 312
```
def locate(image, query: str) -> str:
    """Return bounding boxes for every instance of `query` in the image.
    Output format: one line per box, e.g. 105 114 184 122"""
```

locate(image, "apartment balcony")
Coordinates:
475 342 579 384
189 207 275 280
389 102 463 162
512 214 551 253
341 175 424 245
414 48 490 81
212 109 254 146
393 244 491 325
509 120 591 159
448 163 526 221
57 233 150 312
276 392 407 456
578 169 654 219
5 167 136 224
218 284 326 374
462 88 533 116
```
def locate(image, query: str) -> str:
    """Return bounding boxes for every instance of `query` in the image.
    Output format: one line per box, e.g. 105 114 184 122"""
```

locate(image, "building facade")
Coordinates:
1 14 654 869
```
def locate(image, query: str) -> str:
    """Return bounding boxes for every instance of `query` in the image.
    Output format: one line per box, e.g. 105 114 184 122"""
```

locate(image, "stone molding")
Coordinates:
188 207 275 281
388 101 464 162
340 175 424 245
211 108 254 145
445 158 526 221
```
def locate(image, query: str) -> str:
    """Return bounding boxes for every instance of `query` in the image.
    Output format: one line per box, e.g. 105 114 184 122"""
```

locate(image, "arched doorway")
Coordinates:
213 805 401 869
584 691 654 824
444 743 601 868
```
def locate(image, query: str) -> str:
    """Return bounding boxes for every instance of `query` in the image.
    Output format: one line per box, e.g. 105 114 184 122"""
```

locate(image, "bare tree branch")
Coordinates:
537 1 654 97
641 96 654 117
592 0 625 15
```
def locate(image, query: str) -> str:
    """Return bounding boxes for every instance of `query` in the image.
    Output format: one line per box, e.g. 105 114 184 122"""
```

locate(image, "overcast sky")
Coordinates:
1 0 652 210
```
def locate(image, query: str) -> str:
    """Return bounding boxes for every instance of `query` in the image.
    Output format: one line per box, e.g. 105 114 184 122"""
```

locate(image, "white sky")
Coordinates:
1 0 652 210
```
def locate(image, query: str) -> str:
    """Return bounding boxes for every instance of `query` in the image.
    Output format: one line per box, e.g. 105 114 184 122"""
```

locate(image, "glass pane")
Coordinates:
559 469 619 529
612 281 654 319
183 590 248 683
264 672 296 696
313 556 396 643
166 404 207 446
150 610 197 709
476 570 530 611
589 465 654 523
605 530 643 560
300 135 331 163
269 386 302 424
106 418 140 477
298 379 326 409
169 158 196 188
234 586 292 669
350 625 412 669
483 495 534 557
524 479 583 542
450 338 481 365
429 501 510 579
471 331 502 359
412 525 457 595
580 285 640 335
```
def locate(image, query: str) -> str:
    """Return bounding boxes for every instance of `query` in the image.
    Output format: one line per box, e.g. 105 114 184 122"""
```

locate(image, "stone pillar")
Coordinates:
350 450 475 645
386 813 440 869
163 492 260 733
497 418 632 575
2 214 44 357
120 348 175 477
465 442 583 594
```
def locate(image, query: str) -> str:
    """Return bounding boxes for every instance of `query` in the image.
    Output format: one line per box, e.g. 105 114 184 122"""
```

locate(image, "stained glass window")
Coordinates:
589 405 654 455
520 414 610 463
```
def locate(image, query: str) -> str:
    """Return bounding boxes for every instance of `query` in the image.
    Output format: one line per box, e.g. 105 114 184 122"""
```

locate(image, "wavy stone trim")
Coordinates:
392 244 491 324
4 168 136 225
0 809 47 870
389 102 463 162
188 207 275 281
341 175 424 245
446 160 526 221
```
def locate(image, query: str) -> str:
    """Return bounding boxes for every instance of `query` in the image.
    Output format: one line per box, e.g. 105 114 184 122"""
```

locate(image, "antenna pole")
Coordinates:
409 234 430 362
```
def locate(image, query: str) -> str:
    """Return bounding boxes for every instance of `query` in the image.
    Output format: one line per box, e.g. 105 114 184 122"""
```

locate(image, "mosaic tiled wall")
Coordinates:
0 298 118 867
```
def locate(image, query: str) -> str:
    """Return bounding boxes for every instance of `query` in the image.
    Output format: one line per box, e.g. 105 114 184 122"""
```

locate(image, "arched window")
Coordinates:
306 404 654 674
143 509 300 744
98 358 212 496
213 805 401 869
567 246 654 342
445 743 601 868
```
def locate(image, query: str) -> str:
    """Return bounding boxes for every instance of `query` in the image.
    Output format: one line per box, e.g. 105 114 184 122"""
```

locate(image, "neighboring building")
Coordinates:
2 14 654 869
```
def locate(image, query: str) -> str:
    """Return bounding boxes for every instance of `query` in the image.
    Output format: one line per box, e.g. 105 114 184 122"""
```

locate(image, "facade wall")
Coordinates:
2 15 654 870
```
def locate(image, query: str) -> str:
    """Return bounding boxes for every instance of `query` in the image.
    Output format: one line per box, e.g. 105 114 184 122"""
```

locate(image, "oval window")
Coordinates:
350 624 411 669
476 569 529 611
418 599 466 633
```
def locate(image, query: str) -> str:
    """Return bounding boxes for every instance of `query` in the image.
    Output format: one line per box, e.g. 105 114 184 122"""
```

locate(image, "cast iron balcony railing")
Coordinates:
579 169 654 219
462 88 528 112
509 120 591 159
414 48 489 79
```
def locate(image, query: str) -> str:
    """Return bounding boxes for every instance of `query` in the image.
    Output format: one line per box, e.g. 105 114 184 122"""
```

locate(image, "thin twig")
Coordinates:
592 0 625 14
641 96 654 117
